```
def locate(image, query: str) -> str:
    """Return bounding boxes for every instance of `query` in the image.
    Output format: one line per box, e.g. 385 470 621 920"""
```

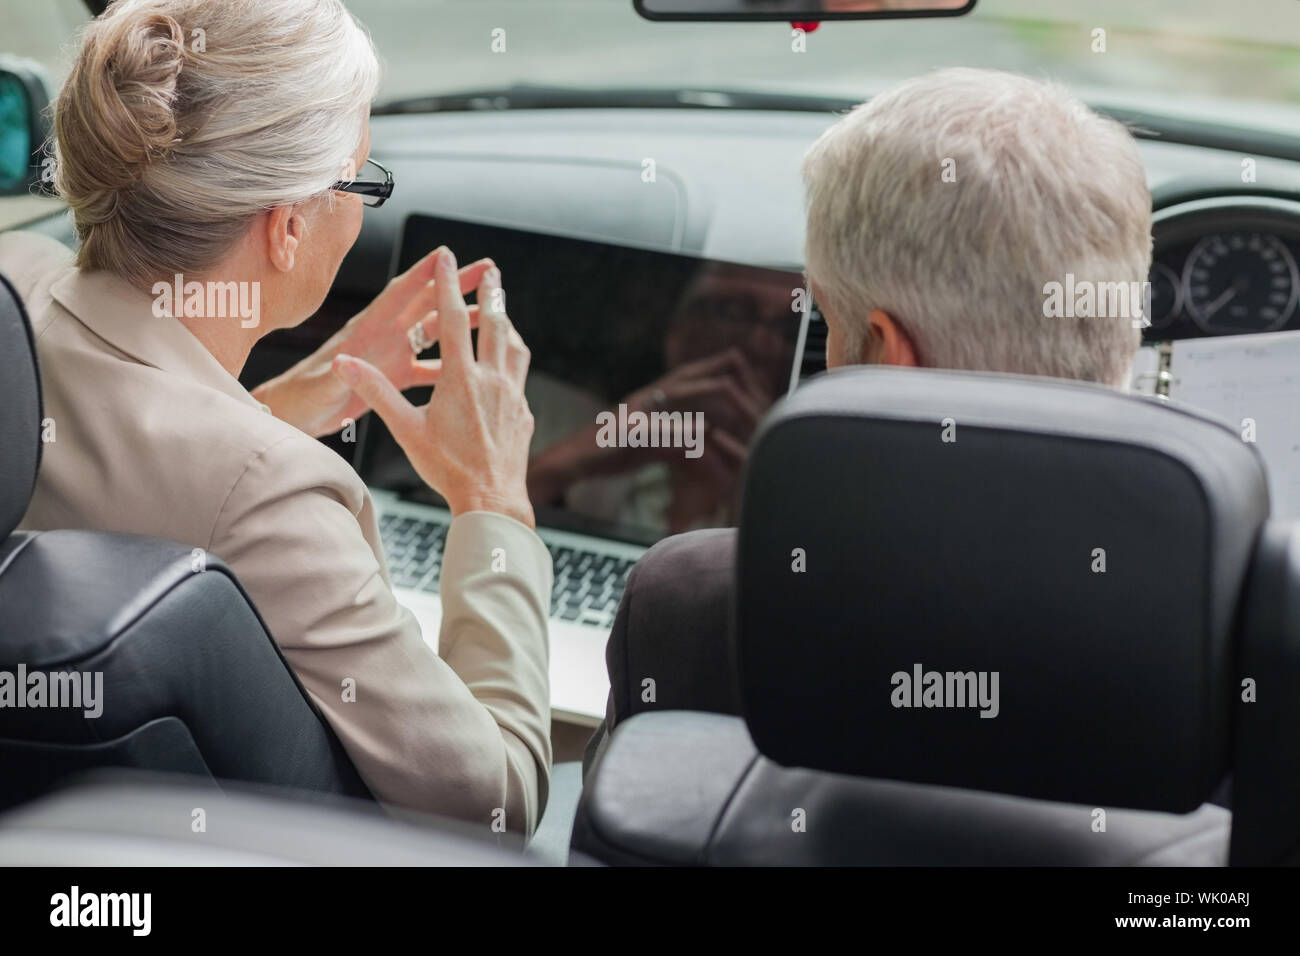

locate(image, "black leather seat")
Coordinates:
0 776 575 865
573 366 1300 865
0 272 371 811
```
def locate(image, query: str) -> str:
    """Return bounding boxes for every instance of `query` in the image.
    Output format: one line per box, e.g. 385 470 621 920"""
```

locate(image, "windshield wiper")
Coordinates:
372 84 857 116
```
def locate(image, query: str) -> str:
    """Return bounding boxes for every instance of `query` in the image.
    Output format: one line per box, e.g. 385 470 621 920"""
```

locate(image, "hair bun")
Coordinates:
81 10 187 189
55 0 381 287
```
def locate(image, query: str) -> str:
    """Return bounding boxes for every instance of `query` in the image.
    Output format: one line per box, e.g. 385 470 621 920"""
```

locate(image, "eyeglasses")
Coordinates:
332 157 394 208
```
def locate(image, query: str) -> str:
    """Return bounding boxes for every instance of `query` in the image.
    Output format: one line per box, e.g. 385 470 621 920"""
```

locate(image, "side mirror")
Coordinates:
0 56 53 197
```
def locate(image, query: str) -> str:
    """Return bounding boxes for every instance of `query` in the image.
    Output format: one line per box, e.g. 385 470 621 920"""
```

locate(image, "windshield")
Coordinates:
7 0 1300 125
346 0 1300 123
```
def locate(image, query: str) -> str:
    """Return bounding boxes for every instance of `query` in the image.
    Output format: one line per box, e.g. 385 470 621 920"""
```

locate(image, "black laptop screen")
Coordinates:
358 213 805 545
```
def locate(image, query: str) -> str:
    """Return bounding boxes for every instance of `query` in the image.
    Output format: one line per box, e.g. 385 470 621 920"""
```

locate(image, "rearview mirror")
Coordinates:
0 57 53 197
635 0 975 21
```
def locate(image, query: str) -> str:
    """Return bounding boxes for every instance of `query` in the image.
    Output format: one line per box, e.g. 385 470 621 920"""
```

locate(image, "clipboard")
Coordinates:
1143 329 1300 519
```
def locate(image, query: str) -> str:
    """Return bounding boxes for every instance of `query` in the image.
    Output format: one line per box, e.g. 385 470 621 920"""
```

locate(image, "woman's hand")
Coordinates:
252 248 494 438
331 249 537 529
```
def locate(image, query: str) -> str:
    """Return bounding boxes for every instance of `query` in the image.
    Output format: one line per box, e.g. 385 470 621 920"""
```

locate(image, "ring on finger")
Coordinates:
408 321 434 355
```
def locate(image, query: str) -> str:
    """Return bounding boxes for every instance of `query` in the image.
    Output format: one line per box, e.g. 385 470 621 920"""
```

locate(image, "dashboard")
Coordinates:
209 110 1300 391
320 110 1300 374
331 107 1300 294
1147 196 1300 341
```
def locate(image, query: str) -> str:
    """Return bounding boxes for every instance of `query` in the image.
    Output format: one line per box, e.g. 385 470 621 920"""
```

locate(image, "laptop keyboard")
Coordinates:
378 512 636 628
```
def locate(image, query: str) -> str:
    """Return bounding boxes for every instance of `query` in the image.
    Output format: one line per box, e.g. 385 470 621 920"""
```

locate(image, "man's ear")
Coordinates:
866 308 921 367
265 204 305 273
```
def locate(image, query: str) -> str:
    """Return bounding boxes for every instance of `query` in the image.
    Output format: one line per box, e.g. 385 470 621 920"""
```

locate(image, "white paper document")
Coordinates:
1170 330 1300 519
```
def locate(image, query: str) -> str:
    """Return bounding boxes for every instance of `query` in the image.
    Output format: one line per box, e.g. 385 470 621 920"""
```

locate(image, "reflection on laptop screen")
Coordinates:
358 213 805 545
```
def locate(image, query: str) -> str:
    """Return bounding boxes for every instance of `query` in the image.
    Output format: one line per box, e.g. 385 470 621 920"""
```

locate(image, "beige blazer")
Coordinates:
0 231 552 835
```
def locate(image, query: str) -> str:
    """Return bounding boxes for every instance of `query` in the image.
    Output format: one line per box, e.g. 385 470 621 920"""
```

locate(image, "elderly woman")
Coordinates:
0 0 551 834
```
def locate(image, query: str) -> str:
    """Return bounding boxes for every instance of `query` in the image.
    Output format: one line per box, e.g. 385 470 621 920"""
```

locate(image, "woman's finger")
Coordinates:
387 247 492 300
384 245 445 304
432 249 474 364
407 359 443 387
475 266 510 368
455 259 494 296
504 325 530 385
394 279 440 337
376 253 494 335
332 354 422 441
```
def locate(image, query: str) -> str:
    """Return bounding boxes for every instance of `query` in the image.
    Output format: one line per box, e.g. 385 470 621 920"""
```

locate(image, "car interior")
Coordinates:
1 0 1299 897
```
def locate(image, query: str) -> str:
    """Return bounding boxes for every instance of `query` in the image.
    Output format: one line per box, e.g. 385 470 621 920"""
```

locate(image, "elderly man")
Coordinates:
584 66 1152 772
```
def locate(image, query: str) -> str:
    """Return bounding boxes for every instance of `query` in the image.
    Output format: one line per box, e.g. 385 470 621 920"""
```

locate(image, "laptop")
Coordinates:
356 213 809 725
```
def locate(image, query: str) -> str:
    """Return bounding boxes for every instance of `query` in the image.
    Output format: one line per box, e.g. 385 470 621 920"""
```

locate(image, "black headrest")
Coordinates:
0 273 42 537
735 367 1269 813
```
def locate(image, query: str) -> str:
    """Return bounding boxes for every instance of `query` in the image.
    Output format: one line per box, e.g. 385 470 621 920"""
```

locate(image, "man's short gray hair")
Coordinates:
802 67 1150 387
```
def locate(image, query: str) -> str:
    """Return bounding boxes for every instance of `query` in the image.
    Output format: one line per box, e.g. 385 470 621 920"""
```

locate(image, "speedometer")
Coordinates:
1182 232 1299 334
1145 262 1182 331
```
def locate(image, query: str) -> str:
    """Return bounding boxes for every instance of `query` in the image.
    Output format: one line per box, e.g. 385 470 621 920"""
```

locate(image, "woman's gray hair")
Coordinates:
802 67 1151 387
54 0 380 287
